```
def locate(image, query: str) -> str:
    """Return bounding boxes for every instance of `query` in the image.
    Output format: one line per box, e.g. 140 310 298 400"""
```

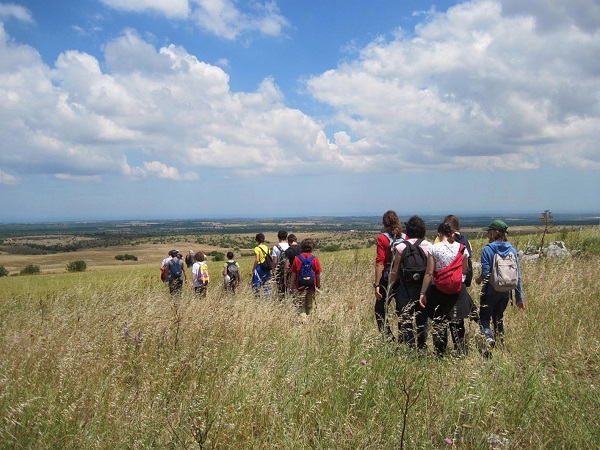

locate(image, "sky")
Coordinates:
0 0 599 222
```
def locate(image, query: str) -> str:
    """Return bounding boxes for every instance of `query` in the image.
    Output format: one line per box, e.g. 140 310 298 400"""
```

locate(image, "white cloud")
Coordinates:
100 0 289 39
129 161 198 180
191 0 288 40
100 0 190 19
0 170 18 184
0 3 33 23
306 0 600 171
0 26 337 182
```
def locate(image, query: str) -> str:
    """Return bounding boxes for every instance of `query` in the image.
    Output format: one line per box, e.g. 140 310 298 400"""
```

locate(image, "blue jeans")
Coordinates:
479 287 510 340
252 265 271 297
395 284 428 349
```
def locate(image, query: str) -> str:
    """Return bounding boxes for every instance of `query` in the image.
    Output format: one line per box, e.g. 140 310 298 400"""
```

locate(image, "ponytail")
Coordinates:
437 222 454 243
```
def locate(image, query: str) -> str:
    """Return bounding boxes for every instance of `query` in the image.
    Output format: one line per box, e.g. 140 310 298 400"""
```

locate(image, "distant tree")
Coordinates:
538 209 555 257
20 264 41 275
66 260 87 272
208 251 225 261
115 254 138 261
0 266 8 277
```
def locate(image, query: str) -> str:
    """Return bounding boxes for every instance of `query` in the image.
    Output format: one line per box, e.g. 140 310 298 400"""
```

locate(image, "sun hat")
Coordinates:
483 220 508 233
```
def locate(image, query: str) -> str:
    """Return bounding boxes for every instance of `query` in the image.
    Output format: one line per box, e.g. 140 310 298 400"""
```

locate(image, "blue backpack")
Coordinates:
169 258 182 279
297 255 315 289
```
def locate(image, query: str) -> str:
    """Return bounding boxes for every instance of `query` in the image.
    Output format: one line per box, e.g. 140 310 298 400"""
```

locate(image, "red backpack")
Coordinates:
433 244 465 295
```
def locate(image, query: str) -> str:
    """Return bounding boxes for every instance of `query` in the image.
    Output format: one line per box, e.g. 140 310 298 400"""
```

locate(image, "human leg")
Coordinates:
491 295 510 342
375 285 393 336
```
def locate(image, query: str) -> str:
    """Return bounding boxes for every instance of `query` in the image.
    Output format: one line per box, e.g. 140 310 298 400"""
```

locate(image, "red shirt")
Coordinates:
376 233 398 269
291 253 322 290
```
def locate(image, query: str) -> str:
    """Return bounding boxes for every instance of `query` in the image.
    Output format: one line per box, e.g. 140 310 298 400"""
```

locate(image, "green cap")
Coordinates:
483 220 508 232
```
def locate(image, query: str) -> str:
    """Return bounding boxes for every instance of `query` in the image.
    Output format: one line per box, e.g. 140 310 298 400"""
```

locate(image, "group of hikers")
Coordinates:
375 211 524 356
159 211 524 356
159 230 322 316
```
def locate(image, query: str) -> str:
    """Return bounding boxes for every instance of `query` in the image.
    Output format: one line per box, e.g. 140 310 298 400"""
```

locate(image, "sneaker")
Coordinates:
486 336 496 348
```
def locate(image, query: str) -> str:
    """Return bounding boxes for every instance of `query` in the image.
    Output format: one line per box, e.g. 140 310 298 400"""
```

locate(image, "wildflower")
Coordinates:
444 437 453 445
360 360 367 366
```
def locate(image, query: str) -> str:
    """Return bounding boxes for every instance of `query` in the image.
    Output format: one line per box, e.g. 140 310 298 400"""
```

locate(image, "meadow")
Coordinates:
0 228 599 449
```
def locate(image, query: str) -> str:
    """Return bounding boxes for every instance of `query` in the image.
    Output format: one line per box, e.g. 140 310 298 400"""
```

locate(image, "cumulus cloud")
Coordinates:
0 0 598 189
306 0 600 171
0 25 337 184
0 3 33 23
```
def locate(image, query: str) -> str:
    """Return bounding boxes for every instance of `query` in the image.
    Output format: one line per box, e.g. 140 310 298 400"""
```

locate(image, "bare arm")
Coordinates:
419 253 436 307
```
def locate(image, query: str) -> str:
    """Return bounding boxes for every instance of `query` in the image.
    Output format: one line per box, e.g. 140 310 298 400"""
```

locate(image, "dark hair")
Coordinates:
255 233 265 243
382 210 402 237
227 251 234 259
288 233 297 244
437 222 455 243
300 238 315 253
405 215 426 239
277 230 288 241
444 214 460 232
194 252 205 262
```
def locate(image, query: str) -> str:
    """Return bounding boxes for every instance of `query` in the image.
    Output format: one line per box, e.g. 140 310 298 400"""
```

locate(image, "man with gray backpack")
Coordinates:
476 220 524 350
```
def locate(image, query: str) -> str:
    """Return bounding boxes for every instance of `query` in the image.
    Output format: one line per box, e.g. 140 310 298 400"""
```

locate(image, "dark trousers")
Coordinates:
375 285 395 336
395 283 428 349
479 288 510 340
425 285 459 356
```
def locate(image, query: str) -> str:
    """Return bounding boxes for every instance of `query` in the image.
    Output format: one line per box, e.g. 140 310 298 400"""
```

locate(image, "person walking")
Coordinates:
290 238 322 316
222 251 241 294
373 210 405 338
284 234 301 296
166 250 187 296
272 230 289 299
192 251 209 297
475 220 524 349
444 214 478 354
251 233 271 297
388 215 431 350
419 223 468 356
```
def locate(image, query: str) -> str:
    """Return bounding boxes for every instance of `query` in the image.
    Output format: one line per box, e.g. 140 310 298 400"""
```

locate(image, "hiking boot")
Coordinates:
486 336 496 348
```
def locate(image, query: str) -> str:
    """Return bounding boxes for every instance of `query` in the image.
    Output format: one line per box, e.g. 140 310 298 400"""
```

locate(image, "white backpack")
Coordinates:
488 251 519 292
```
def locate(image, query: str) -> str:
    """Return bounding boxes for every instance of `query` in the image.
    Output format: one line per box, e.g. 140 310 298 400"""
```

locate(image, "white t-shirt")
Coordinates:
272 242 290 258
394 238 433 258
430 241 469 272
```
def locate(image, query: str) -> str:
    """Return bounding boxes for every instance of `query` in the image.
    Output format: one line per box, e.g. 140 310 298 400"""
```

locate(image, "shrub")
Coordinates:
20 264 40 275
0 266 8 277
208 251 225 261
66 260 87 272
115 254 138 261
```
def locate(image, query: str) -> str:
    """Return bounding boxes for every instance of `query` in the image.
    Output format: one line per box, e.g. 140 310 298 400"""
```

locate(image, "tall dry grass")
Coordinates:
0 232 599 449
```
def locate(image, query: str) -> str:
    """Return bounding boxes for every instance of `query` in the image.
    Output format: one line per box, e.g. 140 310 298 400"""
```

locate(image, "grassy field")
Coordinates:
0 229 599 449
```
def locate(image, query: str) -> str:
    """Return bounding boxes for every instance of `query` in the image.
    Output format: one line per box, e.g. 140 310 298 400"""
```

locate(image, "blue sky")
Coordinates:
0 0 599 222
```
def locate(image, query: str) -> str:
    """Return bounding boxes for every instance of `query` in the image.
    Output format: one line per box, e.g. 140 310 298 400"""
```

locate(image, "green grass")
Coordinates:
0 234 599 449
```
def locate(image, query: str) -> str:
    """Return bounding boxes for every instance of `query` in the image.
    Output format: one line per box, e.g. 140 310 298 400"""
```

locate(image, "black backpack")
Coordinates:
399 239 427 285
275 245 286 279
258 246 272 271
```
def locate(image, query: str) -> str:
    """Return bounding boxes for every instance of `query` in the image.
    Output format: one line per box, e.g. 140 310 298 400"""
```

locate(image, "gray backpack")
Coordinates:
488 250 518 292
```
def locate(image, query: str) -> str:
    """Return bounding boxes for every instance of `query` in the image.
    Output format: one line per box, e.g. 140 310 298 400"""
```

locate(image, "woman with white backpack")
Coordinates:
475 220 524 348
